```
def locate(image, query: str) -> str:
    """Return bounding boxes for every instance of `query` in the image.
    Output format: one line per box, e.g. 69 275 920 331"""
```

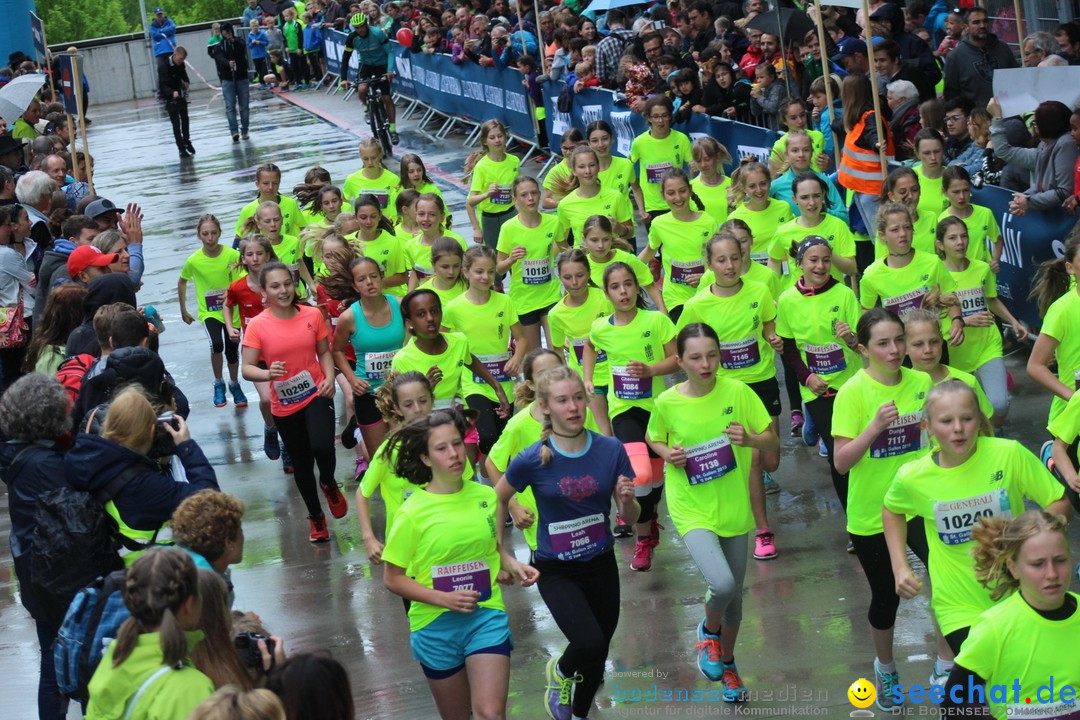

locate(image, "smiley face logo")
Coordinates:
848 678 876 709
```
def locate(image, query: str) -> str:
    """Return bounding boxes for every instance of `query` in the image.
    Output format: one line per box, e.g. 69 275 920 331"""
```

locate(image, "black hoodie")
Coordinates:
65 273 137 358
942 32 1018 108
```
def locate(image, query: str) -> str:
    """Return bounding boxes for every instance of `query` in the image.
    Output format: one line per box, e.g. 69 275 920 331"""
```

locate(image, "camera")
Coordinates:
234 632 276 669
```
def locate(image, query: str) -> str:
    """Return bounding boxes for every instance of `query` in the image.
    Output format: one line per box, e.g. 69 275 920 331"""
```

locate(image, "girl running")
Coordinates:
380 411 538 720
1028 233 1080 425
419 237 468 307
903 308 993 418
639 169 719 324
354 193 408 296
242 201 316 299
647 323 777 700
878 167 936 257
587 120 634 195
224 236 280 465
728 160 793 267
233 163 304 246
580 216 665 314
944 511 1079 719
585 262 677 572
832 308 934 711
769 97 828 174
937 165 1002 271
697 220 781 301
496 176 563 352
775 236 862 508
407 193 467 288
677 233 784 559
343 138 400 220
293 166 333 227
497 365 637 720
398 152 442 197
630 95 692 229
548 249 615 437
768 172 856 283
555 146 633 248
937 216 1028 426
444 245 527 457
543 128 585 210
768 131 848 223
467 120 521 250
884 381 1070 660
178 213 246 408
689 137 732 226
912 129 948 220
859 203 964 343
241 262 347 543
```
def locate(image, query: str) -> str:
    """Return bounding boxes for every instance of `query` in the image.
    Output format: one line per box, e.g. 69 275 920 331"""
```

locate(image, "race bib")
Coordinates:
363 350 397 382
750 251 770 267
718 336 761 370
611 365 650 400
570 338 606 365
933 489 1011 545
274 369 317 406
1005 701 1080 719
474 352 511 383
413 265 432 280
883 287 927 315
490 185 512 205
521 257 551 285
204 289 227 312
804 342 846 376
670 259 704 286
869 411 923 459
548 513 606 560
646 162 672 183
1075 369 1080 391
362 189 390 208
287 263 301 288
955 286 987 318
431 560 491 601
685 436 737 485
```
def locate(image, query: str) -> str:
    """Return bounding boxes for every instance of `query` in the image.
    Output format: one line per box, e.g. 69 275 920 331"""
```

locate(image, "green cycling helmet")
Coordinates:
350 12 368 27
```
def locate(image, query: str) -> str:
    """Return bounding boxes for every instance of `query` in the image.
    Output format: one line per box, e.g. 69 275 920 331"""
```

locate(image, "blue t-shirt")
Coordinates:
504 431 633 562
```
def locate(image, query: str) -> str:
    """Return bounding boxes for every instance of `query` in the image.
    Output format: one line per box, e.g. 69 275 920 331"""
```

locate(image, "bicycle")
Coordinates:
350 74 393 157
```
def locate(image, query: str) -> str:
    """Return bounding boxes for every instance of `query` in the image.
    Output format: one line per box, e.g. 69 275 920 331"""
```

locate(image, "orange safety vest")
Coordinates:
838 109 895 195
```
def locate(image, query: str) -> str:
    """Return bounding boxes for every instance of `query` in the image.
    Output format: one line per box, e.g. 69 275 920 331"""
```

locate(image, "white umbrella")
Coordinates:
0 73 46 125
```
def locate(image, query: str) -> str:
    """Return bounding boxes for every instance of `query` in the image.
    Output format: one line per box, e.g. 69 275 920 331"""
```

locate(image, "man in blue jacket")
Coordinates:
150 7 178 78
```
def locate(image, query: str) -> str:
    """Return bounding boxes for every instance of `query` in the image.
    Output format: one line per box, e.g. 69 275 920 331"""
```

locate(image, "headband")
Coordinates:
796 235 830 265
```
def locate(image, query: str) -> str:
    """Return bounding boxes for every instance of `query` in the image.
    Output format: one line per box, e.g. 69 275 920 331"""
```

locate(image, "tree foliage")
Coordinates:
38 0 242 44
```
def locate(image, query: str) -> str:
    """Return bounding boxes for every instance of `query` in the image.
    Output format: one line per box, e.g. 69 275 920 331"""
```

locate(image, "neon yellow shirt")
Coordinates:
937 204 999 264
495 214 562 314
361 443 474 533
885 437 1065 634
937 364 994 418
443 292 519 403
390 332 471 408
548 288 613 381
769 129 825 167
180 247 241 323
831 367 933 536
358 229 409 297
699 260 782 301
555 188 632 247
381 481 505 632
676 280 777 384
343 168 402 220
775 281 862 404
647 211 719 310
859 249 957 314
588 309 676 419
628 130 692 212
874 210 938 260
1048 391 1080 444
587 249 653 291
914 164 948 220
1039 288 1080 422
955 591 1080 720
647 378 770 537
542 160 573 200
470 154 521 215
234 195 305 239
405 231 467 281
268 234 308 298
768 214 855 286
690 175 732 225
418 277 466 308
598 156 634 195
729 199 794 265
945 259 1002 373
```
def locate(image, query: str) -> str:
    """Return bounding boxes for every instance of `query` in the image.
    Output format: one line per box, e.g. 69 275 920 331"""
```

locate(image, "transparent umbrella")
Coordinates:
0 74 46 126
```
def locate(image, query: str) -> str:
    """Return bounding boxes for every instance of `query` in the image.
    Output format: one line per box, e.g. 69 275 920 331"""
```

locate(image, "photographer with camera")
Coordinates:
64 385 219 558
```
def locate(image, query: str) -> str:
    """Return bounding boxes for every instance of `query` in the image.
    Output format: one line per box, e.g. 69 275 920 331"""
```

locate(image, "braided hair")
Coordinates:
534 365 587 465
112 548 199 668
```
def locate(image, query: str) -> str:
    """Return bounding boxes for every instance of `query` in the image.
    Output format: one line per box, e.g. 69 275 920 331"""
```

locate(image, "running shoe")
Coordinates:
874 660 901 712
229 381 248 407
929 661 950 689
341 415 359 449
308 514 330 543
282 449 294 475
322 481 349 519
720 665 749 703
818 439 829 458
354 454 369 483
847 539 855 554
763 471 780 495
613 513 632 538
649 518 663 547
263 426 280 460
1041 439 1055 474
753 529 777 560
390 131 400 144
694 619 725 681
213 379 227 407
543 657 579 720
185 140 196 155
789 410 804 436
630 537 654 571
801 408 819 447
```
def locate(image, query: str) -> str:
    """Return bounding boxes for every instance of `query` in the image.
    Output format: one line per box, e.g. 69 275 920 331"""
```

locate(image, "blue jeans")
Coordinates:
221 79 250 135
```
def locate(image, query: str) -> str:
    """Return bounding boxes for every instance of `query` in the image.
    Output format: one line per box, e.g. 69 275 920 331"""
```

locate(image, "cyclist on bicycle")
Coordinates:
340 12 398 144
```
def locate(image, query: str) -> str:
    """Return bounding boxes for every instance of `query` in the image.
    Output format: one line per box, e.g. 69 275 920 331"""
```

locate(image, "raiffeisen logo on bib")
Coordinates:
864 676 1080 718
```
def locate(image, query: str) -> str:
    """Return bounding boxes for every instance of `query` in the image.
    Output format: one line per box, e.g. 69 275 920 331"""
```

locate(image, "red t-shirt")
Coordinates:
226 277 267 331
242 304 329 416
315 284 356 363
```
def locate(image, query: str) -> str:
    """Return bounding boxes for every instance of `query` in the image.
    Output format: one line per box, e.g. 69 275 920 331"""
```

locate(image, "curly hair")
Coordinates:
374 370 433 426
381 410 469 485
170 489 245 563
0 373 72 441
971 510 1069 601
